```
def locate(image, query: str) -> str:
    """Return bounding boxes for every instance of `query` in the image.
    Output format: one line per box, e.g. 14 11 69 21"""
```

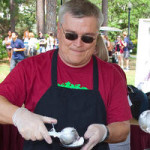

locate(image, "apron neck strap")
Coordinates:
51 49 58 86
92 55 99 90
51 49 99 90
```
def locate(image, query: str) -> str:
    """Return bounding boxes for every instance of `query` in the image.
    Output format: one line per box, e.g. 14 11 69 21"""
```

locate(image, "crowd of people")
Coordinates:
102 31 131 71
3 27 131 72
3 30 59 71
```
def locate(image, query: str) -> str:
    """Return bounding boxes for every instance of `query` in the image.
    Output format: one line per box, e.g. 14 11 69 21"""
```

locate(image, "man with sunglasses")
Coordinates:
0 0 132 150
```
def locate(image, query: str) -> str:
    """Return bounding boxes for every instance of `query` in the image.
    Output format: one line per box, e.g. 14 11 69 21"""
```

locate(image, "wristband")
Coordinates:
99 125 109 142
103 126 109 142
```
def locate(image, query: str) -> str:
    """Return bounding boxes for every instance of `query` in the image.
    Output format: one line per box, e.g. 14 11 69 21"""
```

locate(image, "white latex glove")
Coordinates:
81 124 108 150
12 107 57 144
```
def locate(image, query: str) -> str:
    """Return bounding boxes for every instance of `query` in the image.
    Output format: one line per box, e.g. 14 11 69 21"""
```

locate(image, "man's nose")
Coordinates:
73 37 83 47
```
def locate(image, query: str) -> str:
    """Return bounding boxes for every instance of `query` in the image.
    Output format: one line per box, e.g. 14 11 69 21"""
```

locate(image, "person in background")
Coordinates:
23 30 30 58
105 35 113 57
0 1 132 150
101 34 113 59
28 32 38 56
123 31 130 71
3 30 12 62
10 32 25 71
46 32 55 51
54 35 59 49
101 33 108 46
115 36 124 69
37 31 47 54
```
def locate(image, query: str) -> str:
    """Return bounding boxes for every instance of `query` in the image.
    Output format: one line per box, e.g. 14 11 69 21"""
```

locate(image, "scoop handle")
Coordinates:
48 130 61 138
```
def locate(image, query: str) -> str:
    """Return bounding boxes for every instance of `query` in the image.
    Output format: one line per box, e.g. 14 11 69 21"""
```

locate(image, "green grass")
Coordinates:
0 63 10 83
125 57 136 86
125 70 135 86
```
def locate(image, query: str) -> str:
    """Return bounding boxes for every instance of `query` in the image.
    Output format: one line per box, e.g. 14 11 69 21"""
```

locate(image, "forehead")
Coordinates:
62 13 98 33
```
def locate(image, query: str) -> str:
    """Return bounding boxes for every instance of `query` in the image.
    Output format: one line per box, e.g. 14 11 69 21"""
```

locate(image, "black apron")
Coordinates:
23 49 109 150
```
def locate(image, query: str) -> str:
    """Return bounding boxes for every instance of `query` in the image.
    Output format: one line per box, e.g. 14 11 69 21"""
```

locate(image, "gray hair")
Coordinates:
58 0 104 29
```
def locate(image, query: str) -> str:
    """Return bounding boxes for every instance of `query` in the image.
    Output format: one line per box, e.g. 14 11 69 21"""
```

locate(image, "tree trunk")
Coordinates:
36 0 45 34
46 0 57 35
10 0 15 32
102 0 108 27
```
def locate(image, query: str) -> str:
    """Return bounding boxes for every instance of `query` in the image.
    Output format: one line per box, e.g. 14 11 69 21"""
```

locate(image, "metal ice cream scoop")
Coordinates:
59 127 79 145
139 110 150 133
48 124 82 146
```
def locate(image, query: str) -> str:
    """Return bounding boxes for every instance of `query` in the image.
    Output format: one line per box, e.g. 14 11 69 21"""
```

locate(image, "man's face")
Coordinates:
57 13 98 68
12 33 17 41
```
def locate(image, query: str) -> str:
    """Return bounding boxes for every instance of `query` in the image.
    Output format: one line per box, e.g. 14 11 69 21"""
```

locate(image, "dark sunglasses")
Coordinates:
61 25 97 43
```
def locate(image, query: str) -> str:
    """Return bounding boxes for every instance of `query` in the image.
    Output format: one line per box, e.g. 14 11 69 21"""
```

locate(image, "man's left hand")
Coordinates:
81 124 107 150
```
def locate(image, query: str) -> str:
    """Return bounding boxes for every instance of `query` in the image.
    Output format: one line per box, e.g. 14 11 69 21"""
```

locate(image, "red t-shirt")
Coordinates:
0 50 132 124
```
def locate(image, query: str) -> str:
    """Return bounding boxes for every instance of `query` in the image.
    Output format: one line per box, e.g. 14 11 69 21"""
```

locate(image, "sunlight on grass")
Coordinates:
125 56 136 86
0 64 10 83
125 70 135 86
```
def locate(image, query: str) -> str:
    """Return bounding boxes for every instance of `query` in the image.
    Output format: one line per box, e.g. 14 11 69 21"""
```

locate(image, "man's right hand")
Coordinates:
12 107 57 144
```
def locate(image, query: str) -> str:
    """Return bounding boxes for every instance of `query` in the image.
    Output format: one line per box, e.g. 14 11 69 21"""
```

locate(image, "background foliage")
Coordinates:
0 39 7 59
0 0 150 57
90 0 150 54
1 0 150 38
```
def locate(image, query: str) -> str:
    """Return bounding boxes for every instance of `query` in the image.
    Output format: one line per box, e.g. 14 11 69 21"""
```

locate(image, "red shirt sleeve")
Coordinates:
0 62 27 107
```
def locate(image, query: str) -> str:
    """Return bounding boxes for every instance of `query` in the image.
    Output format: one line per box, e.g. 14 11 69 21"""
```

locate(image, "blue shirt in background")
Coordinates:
124 37 129 51
11 39 25 60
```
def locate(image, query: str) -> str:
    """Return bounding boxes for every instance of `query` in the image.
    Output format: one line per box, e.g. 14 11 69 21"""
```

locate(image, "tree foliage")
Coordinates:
0 0 36 38
94 0 150 40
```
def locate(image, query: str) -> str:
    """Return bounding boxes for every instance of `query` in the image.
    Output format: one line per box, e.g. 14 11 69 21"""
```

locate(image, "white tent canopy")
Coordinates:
100 26 122 32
